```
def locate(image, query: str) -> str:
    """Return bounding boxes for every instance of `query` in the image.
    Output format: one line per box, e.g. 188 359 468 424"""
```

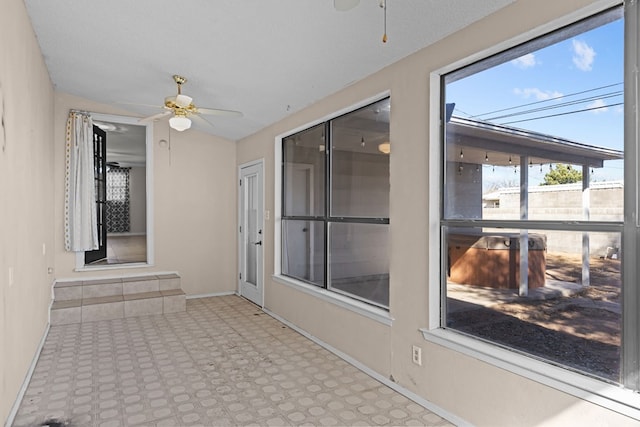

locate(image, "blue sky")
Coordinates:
446 17 624 187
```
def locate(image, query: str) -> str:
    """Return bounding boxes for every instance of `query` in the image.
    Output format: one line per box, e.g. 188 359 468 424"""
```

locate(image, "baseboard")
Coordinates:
186 291 236 300
262 308 471 427
4 322 50 427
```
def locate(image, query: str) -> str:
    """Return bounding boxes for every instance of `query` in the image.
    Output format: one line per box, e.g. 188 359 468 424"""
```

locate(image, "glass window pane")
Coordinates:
283 124 325 217
445 148 522 220
444 13 623 222
282 219 324 286
445 226 621 382
331 98 390 218
329 222 389 308
246 174 257 285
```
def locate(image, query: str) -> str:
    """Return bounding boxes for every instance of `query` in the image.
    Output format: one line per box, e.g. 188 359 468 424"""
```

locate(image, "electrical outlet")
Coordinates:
412 345 422 366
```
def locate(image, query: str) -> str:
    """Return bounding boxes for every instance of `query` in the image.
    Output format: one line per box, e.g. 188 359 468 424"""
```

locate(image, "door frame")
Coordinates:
238 158 265 307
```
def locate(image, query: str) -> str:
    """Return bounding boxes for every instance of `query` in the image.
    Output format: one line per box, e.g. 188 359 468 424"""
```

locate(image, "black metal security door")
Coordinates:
84 125 107 264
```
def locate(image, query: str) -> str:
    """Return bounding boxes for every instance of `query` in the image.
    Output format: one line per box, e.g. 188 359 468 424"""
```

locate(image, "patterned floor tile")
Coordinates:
12 295 453 427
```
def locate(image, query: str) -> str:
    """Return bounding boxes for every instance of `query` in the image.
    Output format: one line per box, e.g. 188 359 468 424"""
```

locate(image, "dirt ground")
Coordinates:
447 253 621 382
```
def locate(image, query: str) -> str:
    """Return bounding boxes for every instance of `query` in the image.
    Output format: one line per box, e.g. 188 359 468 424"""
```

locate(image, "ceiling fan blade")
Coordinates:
116 101 164 109
192 114 216 129
197 107 243 117
334 0 360 11
138 110 172 123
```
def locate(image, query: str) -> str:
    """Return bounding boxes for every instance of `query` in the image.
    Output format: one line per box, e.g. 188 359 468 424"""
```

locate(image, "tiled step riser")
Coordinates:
51 274 185 325
54 274 182 301
51 294 186 325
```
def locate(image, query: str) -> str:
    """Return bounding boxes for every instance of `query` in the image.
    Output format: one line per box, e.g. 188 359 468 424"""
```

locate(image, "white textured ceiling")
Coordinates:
25 0 514 141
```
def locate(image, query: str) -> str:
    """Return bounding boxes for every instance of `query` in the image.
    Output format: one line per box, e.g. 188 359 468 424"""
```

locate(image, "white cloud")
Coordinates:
572 39 596 71
511 53 537 69
587 99 608 113
513 87 563 101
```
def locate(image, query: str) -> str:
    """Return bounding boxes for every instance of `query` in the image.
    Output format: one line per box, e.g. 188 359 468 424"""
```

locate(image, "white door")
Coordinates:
239 161 264 306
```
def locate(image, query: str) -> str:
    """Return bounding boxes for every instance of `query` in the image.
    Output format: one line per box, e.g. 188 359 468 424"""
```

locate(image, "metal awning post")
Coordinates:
519 155 529 297
582 165 591 287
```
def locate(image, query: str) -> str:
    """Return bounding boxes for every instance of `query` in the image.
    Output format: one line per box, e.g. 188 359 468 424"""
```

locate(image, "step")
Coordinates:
51 274 185 325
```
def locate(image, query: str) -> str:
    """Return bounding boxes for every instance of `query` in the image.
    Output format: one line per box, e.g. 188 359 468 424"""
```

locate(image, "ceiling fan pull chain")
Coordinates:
380 0 387 43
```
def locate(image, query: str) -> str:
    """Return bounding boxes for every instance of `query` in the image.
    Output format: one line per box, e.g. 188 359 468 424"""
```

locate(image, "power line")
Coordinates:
454 108 474 118
485 91 622 121
470 82 623 118
500 102 623 125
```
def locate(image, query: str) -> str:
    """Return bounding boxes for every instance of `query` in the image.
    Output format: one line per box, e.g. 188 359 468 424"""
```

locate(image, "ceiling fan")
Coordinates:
139 75 242 131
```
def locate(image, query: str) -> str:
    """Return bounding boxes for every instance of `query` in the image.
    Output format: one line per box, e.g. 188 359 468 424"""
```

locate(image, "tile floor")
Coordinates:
91 235 147 266
12 295 453 427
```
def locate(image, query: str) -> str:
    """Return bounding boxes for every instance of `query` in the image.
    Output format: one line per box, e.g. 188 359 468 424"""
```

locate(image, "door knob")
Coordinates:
254 241 262 246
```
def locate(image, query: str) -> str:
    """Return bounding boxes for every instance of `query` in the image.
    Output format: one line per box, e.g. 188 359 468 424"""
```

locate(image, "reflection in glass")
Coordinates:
283 124 325 217
331 98 390 218
282 219 325 286
329 222 389 308
89 119 147 265
246 174 257 285
445 226 621 382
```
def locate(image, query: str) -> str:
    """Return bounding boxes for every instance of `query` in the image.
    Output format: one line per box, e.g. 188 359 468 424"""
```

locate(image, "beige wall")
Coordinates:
53 92 237 296
237 0 637 424
0 0 55 422
3 0 637 424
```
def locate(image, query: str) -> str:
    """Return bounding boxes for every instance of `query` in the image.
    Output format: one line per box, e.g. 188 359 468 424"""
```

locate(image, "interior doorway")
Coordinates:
76 114 152 269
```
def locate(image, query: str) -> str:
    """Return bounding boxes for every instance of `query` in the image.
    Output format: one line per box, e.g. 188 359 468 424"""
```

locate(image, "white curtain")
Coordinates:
64 111 99 252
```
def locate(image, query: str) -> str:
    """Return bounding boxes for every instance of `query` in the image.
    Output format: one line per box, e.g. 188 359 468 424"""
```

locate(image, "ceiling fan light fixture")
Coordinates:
378 142 391 154
169 116 192 131
175 94 193 108
334 0 359 11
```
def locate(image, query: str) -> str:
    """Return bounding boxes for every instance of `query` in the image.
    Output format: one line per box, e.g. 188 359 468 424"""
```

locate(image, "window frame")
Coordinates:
422 0 640 418
273 92 394 325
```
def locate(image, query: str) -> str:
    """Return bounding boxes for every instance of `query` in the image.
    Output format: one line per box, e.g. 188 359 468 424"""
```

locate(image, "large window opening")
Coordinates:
441 7 628 385
77 114 153 269
281 98 390 309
